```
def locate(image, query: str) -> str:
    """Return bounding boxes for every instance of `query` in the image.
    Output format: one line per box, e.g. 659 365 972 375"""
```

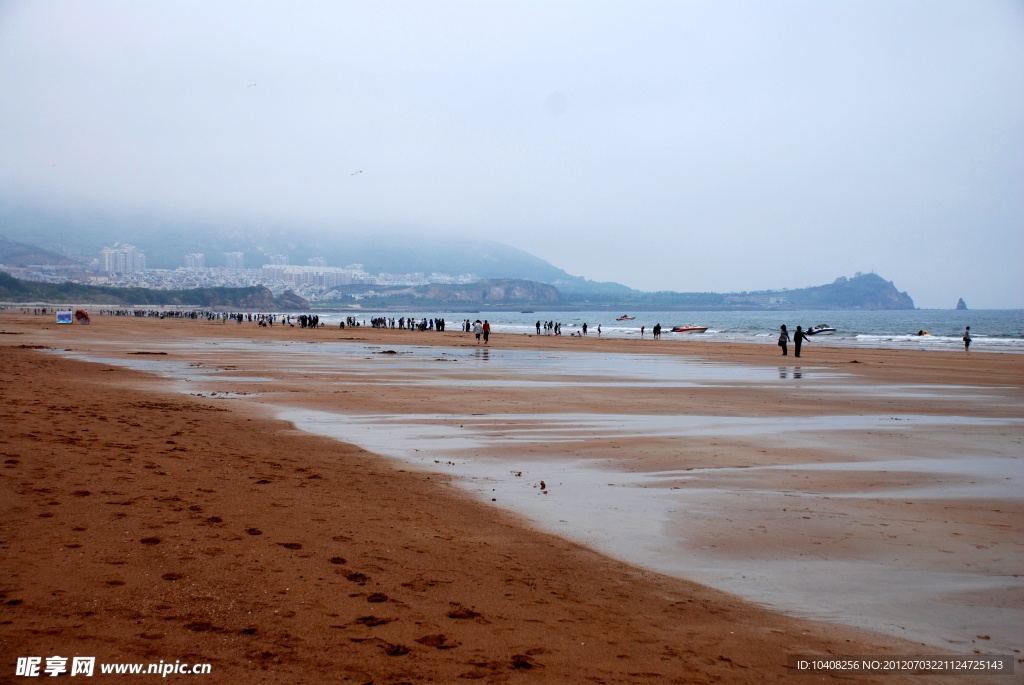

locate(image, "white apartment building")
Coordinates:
185 253 205 269
224 251 245 270
308 257 326 267
268 254 289 265
261 265 362 288
100 248 117 272
723 295 788 305
99 244 145 274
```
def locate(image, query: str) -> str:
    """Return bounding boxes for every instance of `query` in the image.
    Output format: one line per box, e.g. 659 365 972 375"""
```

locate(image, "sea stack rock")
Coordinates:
956 298 968 310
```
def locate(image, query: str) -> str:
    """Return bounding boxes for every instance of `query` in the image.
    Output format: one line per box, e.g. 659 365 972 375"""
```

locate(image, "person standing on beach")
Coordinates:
473 319 483 343
536 320 541 334
778 324 790 356
597 324 601 337
793 325 809 358
483 320 491 344
963 326 971 351
582 323 587 336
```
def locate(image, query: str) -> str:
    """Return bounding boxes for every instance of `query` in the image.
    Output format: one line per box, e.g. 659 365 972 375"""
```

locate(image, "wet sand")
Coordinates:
2 314 1022 682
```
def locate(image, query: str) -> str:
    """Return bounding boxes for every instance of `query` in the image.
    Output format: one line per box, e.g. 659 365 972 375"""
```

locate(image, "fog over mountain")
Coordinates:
1 1 1021 308
0 204 629 293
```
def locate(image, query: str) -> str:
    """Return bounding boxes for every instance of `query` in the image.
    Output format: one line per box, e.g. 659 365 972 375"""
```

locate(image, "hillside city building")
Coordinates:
30 245 473 300
99 245 145 274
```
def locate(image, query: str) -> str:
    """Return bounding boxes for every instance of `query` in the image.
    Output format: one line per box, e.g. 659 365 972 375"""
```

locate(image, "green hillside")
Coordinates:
0 272 307 309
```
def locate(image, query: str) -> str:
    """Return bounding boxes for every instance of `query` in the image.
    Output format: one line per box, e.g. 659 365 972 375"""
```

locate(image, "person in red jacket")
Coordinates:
482 320 491 344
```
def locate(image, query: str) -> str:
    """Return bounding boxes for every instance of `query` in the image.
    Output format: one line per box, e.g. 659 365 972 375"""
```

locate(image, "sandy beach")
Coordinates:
2 313 1021 682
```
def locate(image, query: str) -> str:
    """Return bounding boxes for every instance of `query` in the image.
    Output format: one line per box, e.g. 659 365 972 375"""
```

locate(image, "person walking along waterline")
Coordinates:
473 320 483 344
793 325 809 358
963 326 971 351
778 324 790 356
482 320 491 344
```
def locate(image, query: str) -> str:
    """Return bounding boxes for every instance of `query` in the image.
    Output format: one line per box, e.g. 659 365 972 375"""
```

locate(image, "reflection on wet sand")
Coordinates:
48 337 1024 654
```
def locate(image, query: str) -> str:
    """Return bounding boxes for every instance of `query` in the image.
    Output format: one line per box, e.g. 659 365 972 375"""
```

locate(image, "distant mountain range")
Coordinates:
0 205 915 309
318 272 913 310
0 236 81 267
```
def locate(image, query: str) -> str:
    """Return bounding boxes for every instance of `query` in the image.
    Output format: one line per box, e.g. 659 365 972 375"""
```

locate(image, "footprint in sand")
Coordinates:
355 615 392 627
415 634 459 649
447 606 480 620
381 642 409 656
512 654 541 669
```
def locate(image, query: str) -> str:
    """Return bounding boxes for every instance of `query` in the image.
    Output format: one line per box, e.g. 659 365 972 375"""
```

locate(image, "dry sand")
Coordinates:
2 313 1021 683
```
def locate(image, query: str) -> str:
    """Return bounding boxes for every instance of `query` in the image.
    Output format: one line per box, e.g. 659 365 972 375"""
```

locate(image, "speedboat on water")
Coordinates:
671 325 708 333
616 315 635 321
806 324 835 336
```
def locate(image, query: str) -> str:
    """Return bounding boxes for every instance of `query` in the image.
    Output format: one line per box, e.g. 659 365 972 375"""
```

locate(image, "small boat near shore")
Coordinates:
671 325 708 333
616 315 636 321
806 324 835 336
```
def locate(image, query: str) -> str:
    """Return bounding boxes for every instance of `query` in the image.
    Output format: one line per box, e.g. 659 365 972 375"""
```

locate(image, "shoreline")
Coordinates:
6 309 1021 354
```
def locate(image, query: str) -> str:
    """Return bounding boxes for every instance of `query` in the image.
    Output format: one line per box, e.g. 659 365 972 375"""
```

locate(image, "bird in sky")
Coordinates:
351 170 363 176
247 83 256 87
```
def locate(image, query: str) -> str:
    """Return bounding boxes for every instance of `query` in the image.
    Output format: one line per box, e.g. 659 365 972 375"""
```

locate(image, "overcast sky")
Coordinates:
1 1 1021 307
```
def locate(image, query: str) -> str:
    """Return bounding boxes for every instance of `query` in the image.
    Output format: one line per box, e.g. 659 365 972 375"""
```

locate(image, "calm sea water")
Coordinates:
316 309 1024 353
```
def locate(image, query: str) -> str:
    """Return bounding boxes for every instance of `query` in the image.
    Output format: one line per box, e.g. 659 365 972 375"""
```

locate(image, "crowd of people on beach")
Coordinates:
361 317 448 330
537 320 564 335
9 306 983 354
100 309 214 319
